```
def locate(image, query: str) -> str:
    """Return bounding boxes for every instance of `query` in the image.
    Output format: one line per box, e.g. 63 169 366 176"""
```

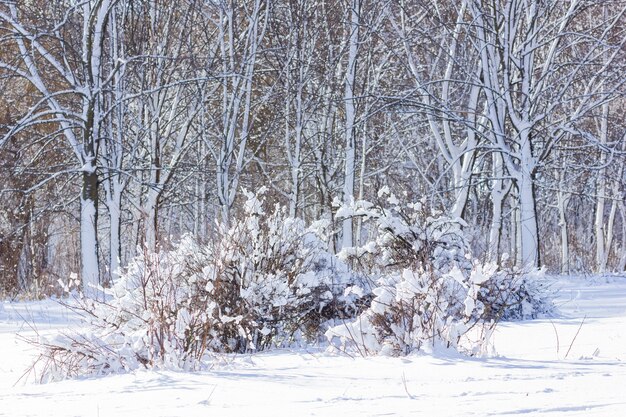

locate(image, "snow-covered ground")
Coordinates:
1 276 625 417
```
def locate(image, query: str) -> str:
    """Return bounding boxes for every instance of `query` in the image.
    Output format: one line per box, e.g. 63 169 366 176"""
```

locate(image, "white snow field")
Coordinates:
1 276 625 417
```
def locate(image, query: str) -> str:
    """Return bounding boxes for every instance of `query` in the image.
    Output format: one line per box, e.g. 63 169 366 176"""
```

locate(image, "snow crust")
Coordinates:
1 275 626 416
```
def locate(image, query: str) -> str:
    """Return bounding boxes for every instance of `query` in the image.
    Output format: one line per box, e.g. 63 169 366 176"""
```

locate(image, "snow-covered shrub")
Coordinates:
34 190 360 380
33 243 214 381
328 192 553 356
199 189 360 350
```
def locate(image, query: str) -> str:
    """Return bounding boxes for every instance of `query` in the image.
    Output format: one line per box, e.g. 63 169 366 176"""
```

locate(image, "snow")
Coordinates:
1 276 626 416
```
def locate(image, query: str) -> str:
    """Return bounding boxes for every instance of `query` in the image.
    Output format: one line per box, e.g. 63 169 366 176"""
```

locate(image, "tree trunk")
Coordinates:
518 173 539 267
487 153 506 263
341 0 359 249
558 188 570 275
145 190 159 252
595 102 609 272
105 175 123 281
17 225 31 291
109 197 122 281
81 168 100 296
619 201 626 271
289 80 304 219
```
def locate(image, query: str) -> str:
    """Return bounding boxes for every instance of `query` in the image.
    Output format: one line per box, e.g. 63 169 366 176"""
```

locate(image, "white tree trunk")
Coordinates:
487 154 506 263
289 80 304 219
619 201 626 271
594 191 606 273
595 102 609 272
144 190 159 252
518 173 539 267
510 198 520 266
342 0 360 249
81 170 100 296
558 188 570 274
107 186 122 280
17 226 31 291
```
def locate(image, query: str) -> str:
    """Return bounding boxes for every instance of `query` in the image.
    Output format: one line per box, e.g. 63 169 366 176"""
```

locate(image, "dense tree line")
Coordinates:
0 0 624 296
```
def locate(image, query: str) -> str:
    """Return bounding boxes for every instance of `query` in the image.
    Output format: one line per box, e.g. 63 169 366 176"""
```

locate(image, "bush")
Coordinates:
327 193 553 356
33 190 360 380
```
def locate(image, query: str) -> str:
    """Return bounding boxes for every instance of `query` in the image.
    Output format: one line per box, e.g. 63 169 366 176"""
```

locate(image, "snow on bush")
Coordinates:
335 189 470 275
326 265 553 356
34 190 360 380
327 193 553 356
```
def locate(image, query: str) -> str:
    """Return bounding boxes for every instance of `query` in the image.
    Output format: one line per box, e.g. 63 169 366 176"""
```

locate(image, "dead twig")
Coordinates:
564 315 586 359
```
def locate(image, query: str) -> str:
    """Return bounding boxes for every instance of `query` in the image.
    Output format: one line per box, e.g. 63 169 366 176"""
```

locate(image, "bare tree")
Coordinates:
469 0 625 267
0 0 122 294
